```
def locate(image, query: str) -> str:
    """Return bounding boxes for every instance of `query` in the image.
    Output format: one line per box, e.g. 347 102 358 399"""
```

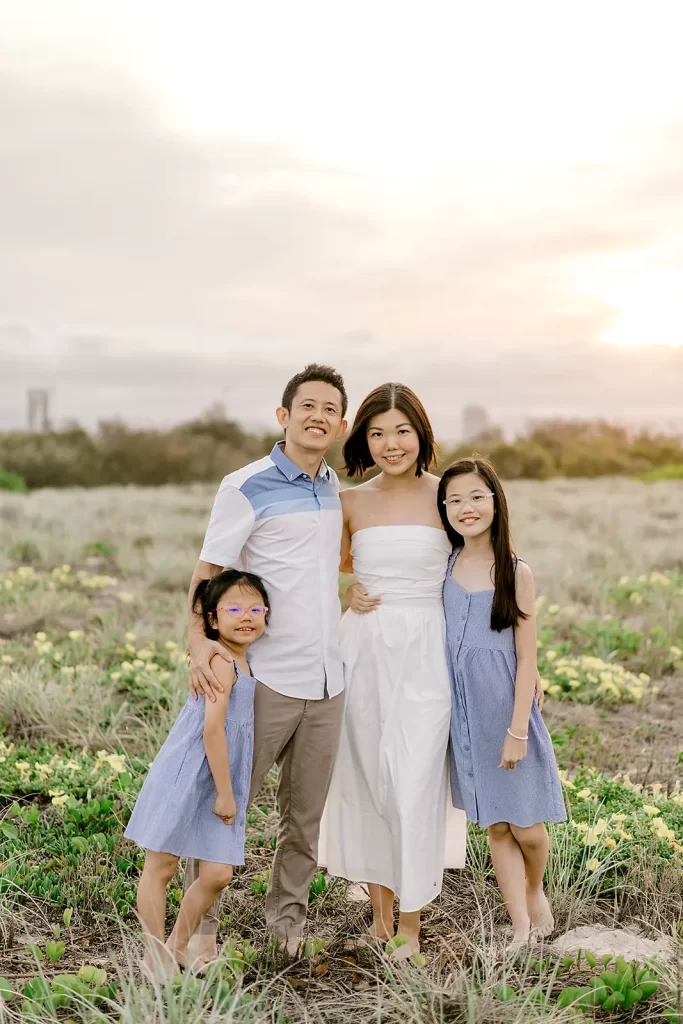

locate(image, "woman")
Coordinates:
320 383 466 960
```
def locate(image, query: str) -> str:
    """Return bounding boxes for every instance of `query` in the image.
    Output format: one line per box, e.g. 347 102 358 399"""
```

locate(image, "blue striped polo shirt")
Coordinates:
200 443 343 699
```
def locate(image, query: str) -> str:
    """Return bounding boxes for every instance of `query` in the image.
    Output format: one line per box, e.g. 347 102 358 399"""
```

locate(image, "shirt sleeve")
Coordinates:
199 481 255 568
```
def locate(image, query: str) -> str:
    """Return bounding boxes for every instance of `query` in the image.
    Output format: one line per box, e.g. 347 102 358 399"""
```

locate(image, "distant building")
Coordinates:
462 404 489 442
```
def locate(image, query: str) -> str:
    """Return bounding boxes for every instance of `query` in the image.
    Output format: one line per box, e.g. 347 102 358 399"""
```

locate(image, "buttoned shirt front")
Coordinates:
200 443 344 699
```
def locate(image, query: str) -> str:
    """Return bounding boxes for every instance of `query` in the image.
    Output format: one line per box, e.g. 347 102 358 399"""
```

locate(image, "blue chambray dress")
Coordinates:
124 664 255 864
444 549 566 829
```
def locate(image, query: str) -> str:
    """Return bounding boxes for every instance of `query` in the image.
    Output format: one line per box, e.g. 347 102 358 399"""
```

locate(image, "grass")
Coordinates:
1 478 683 1021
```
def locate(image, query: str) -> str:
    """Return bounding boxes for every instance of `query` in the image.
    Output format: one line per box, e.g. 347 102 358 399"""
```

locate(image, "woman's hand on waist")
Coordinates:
346 582 382 615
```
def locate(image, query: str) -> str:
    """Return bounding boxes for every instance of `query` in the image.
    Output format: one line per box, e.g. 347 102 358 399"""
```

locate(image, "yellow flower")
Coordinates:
125 631 136 642
132 659 145 669
638 673 650 684
548 604 560 615
618 575 629 585
627 685 644 702
120 661 133 671
35 631 47 641
68 630 84 641
110 672 121 682
61 666 75 676
642 805 660 816
136 649 153 660
15 761 31 772
51 794 69 806
117 592 134 603
612 813 627 822
604 836 617 848
545 650 557 663
1 655 14 665
165 640 178 651
629 592 644 605
147 663 159 673
3 579 13 590
104 753 127 774
576 789 591 799
573 821 588 831
587 858 600 871
652 687 661 695
547 684 561 696
125 644 136 655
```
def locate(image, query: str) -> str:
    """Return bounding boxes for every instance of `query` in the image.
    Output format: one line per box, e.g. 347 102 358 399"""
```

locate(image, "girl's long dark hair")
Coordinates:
193 569 270 640
437 455 528 632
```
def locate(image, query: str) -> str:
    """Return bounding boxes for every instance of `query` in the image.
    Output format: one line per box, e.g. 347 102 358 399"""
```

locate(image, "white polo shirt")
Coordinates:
200 443 344 700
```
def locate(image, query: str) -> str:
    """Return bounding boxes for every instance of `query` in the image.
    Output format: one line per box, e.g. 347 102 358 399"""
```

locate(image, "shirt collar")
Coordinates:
271 441 331 482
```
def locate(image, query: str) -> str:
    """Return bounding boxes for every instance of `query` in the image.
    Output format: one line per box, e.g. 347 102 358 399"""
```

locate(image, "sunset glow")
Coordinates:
589 270 683 348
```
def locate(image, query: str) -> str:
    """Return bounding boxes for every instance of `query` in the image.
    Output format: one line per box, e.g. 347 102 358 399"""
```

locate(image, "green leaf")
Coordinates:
623 986 643 1009
584 950 597 968
599 970 620 989
0 822 18 841
78 966 107 987
492 984 517 1002
0 977 13 1000
556 987 583 1009
63 907 73 928
385 934 409 955
45 940 65 963
639 981 660 999
27 943 44 960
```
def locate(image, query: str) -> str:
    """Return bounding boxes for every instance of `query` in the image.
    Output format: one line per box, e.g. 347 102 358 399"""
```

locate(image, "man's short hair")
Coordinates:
281 364 348 419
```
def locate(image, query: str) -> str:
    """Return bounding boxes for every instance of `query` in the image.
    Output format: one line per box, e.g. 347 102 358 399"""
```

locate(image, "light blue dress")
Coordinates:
124 664 255 864
444 549 566 829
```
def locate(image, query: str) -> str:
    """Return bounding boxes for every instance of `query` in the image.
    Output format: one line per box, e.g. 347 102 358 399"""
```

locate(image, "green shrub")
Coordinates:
0 466 28 492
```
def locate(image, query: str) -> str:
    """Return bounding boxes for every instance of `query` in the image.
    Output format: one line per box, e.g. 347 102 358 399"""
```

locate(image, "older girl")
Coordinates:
439 456 566 949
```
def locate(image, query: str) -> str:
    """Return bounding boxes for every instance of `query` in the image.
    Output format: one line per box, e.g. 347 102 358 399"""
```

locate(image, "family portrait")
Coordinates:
123 363 567 980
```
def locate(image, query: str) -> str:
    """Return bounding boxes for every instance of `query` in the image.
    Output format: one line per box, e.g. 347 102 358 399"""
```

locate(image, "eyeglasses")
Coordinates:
217 605 269 618
442 492 495 509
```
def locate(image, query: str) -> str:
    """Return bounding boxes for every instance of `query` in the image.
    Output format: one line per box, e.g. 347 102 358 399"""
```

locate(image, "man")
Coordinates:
184 363 348 961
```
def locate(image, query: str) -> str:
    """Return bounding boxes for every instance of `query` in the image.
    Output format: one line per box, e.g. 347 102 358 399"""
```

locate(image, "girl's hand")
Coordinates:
499 733 528 771
347 582 381 614
213 792 237 825
535 673 545 712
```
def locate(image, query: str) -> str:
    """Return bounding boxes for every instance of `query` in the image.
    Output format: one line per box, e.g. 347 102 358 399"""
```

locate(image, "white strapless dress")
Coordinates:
319 526 467 912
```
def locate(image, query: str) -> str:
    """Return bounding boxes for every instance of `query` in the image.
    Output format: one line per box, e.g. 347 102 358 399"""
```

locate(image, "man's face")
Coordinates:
276 381 347 454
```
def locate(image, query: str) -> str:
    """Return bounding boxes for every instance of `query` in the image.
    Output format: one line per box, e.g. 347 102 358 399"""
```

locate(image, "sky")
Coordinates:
1 0 682 439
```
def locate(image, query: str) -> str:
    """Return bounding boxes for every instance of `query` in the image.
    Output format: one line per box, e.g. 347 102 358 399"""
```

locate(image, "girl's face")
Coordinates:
210 583 268 646
444 472 496 539
366 407 421 476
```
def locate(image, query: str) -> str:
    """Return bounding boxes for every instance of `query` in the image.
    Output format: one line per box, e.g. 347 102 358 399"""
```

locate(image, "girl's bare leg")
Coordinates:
136 851 180 979
487 822 530 949
167 861 233 971
367 883 395 941
510 822 554 937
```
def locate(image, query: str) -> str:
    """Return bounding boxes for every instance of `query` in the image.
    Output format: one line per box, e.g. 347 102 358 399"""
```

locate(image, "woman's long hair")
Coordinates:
437 455 527 632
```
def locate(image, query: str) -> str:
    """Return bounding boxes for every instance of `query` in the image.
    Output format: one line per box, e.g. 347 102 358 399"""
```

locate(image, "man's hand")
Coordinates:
347 582 382 615
213 791 237 825
535 672 545 712
189 637 232 702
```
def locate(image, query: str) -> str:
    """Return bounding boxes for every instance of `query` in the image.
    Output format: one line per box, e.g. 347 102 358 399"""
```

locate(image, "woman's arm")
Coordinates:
203 656 237 820
500 562 537 770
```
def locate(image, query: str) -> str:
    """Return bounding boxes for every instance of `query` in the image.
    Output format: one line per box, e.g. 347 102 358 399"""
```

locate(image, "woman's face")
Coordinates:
444 472 496 539
211 583 268 646
366 407 421 476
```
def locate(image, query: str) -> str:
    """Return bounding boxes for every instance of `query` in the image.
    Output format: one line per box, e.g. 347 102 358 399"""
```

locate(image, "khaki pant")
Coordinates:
185 681 344 940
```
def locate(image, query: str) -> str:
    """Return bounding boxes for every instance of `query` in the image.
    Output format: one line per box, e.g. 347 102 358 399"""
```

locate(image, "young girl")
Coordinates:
437 456 566 950
124 569 269 979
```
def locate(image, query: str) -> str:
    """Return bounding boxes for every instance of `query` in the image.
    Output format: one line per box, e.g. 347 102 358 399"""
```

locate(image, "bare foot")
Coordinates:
141 941 180 983
365 922 394 943
527 886 555 938
385 933 420 962
187 934 219 964
285 934 303 957
505 927 531 953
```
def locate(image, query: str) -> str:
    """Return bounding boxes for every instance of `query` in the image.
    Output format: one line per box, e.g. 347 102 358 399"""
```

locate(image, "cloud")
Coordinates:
1 61 683 434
